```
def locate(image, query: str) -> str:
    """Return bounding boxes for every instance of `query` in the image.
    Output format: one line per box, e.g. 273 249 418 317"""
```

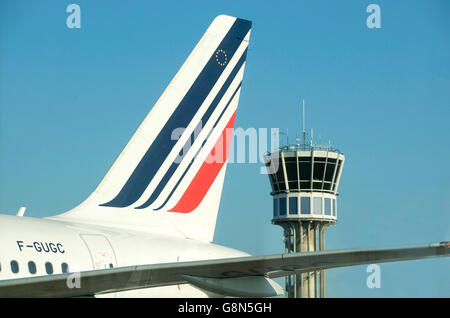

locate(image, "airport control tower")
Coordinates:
264 101 345 298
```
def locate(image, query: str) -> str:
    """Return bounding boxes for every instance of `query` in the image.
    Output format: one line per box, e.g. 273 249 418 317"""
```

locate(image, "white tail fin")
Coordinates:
55 15 252 242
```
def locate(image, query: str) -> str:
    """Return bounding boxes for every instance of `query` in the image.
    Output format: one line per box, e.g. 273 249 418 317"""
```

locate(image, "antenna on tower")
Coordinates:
302 99 306 145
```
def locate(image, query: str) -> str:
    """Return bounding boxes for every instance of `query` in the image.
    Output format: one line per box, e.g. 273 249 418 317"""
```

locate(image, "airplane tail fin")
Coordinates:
55 15 252 242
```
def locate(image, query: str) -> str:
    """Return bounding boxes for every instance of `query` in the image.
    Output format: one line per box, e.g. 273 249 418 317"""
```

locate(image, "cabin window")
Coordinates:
10 260 19 274
109 263 114 268
61 263 69 273
45 262 53 275
28 261 37 275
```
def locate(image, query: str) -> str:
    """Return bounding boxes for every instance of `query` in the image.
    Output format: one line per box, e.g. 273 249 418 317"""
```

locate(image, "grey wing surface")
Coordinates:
0 242 448 297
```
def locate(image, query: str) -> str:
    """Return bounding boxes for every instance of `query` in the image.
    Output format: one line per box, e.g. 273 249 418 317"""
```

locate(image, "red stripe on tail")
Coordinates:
168 111 237 213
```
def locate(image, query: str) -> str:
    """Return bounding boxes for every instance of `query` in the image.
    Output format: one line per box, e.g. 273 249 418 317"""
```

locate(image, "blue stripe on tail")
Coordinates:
148 81 243 211
135 50 247 210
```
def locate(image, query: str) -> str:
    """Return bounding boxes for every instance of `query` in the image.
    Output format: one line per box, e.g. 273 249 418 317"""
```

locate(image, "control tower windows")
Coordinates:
301 197 310 214
313 182 322 190
279 198 287 216
313 197 322 214
298 158 311 181
324 162 336 182
273 199 279 217
289 197 298 214
285 157 299 190
275 161 286 191
269 173 279 193
313 162 325 180
325 198 332 215
332 160 343 191
300 181 310 189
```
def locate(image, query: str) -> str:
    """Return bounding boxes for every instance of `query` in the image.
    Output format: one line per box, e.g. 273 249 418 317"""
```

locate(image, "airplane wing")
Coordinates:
0 242 448 297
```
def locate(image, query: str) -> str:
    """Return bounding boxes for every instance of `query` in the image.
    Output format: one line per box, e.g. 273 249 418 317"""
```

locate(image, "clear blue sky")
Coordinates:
1 0 449 297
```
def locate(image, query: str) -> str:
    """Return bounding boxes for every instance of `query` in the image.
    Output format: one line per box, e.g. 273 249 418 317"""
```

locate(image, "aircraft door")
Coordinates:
80 234 117 270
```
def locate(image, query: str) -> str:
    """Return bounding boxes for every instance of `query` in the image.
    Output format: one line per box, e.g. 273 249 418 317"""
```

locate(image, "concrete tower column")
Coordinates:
319 223 329 297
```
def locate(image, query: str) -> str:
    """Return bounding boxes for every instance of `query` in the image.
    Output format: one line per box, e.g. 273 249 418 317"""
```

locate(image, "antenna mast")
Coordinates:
302 99 306 145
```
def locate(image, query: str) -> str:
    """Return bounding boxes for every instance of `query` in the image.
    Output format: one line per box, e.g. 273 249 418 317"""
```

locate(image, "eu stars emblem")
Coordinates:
215 49 227 67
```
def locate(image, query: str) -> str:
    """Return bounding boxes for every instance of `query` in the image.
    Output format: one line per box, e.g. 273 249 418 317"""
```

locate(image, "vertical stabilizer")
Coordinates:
55 15 252 242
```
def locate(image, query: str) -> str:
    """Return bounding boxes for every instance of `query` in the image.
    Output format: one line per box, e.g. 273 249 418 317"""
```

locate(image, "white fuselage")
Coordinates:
0 214 248 297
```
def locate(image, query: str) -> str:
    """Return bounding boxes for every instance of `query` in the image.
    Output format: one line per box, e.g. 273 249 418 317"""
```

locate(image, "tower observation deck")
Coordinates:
264 102 345 298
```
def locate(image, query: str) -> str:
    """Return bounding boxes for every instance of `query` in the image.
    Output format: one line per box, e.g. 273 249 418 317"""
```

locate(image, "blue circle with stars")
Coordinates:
215 49 227 67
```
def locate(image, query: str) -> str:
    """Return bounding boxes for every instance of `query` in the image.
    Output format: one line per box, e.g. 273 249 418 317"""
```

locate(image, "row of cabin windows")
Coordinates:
0 260 69 275
274 197 336 217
